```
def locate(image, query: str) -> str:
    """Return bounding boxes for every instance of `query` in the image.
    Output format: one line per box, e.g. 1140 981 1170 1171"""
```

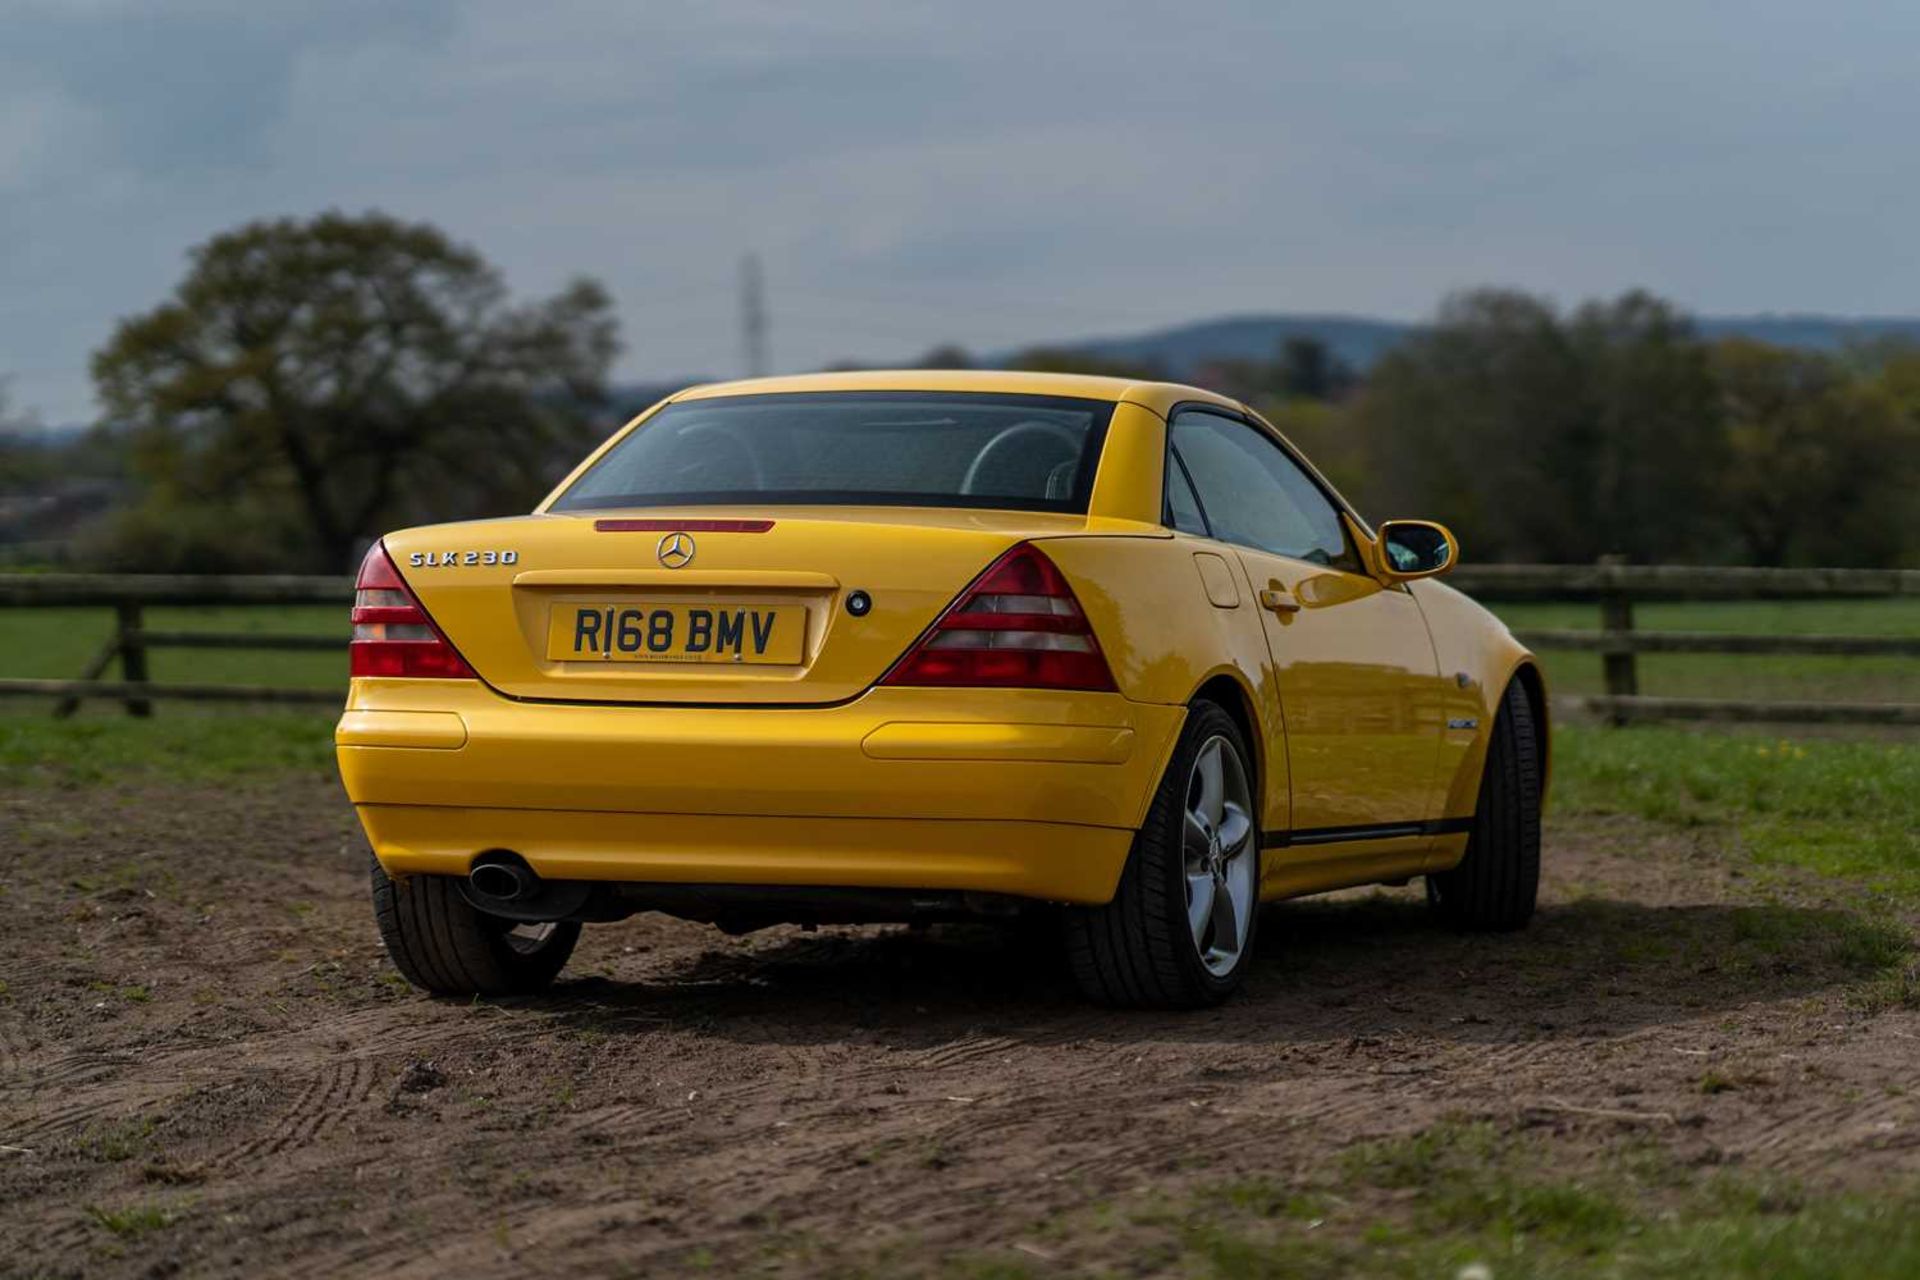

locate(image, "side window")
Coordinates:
1170 410 1355 568
1164 453 1209 535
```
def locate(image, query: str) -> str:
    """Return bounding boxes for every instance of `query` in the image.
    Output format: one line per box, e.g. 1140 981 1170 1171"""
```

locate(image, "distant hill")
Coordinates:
1028 312 1920 378
602 314 1920 405
1037 314 1414 377
1693 315 1920 352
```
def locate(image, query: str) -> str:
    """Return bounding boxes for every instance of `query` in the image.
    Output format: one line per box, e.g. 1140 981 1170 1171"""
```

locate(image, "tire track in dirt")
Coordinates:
212 1057 379 1169
3 1081 188 1149
4 779 1917 1280
1739 1092 1916 1175
33 1213 99 1261
8 1048 124 1094
0 1018 28 1082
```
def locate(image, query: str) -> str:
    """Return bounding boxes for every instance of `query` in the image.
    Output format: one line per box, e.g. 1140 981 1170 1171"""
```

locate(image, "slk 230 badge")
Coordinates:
409 550 519 567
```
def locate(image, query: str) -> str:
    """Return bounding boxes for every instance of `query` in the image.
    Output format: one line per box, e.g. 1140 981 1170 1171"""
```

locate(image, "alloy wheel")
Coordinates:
1182 734 1257 977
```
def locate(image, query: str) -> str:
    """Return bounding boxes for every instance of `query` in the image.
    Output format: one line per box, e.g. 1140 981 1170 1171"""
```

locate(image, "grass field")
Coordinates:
0 603 344 687
1550 726 1920 903
978 1128 1920 1279
1492 597 1920 704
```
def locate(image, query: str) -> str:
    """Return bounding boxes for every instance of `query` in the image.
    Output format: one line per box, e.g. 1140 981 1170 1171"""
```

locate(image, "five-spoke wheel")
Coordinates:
1067 699 1261 1007
1183 734 1257 978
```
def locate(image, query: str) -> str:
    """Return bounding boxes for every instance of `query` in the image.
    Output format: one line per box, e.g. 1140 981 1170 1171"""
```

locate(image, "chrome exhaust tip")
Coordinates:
468 859 537 903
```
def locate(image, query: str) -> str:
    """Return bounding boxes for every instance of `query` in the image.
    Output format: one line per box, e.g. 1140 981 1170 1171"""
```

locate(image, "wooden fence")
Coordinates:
1449 559 1920 726
0 573 349 717
0 562 1915 725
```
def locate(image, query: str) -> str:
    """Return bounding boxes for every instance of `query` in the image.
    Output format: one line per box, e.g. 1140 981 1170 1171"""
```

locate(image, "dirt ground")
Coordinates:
1 774 1915 1278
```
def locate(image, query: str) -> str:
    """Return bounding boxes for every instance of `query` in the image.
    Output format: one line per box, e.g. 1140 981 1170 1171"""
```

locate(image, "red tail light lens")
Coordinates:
350 543 477 679
881 542 1116 691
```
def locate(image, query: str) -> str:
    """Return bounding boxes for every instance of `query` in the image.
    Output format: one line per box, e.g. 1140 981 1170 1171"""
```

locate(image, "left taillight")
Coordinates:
350 542 477 679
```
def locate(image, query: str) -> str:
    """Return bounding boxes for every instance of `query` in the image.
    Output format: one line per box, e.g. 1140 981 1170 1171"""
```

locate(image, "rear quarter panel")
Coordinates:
1038 534 1290 833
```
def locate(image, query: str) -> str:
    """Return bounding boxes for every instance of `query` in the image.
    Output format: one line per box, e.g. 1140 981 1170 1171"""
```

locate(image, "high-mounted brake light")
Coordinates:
881 542 1116 691
593 518 776 533
349 543 477 679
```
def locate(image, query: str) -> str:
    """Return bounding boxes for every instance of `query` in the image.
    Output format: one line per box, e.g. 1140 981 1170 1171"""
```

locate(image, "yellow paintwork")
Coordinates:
339 370 1541 906
360 805 1137 904
340 678 1180 903
385 507 1161 706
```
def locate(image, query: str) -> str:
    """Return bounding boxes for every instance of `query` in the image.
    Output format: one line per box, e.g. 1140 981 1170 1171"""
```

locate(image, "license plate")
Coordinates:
546 602 806 664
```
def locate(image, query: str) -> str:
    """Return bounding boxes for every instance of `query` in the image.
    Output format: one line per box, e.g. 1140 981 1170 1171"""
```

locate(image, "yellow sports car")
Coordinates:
338 371 1545 1008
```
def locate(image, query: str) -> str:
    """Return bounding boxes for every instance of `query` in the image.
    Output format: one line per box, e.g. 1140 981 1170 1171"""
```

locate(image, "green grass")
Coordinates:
80 1116 157 1164
84 1200 184 1239
1492 597 1920 704
0 601 343 783
0 710 335 786
951 1126 1920 1280
1552 725 1920 902
0 604 344 687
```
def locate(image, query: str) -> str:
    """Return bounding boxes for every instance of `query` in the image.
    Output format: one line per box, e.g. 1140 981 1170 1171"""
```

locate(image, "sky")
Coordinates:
5 0 1920 424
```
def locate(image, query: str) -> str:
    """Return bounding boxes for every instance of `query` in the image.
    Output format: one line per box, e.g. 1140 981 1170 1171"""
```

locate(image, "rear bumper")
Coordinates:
336 679 1186 903
357 806 1137 903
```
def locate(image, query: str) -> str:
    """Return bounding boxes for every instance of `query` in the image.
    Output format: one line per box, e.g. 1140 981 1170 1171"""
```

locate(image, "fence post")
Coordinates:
1596 554 1636 726
117 600 152 718
53 611 127 719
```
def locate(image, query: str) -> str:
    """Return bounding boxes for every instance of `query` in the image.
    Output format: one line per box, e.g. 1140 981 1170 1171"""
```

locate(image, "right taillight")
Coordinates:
350 542 477 679
881 542 1116 692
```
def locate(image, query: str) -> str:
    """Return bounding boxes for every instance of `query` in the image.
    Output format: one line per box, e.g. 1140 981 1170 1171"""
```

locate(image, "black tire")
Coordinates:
370 855 580 996
1066 700 1258 1009
1426 678 1542 931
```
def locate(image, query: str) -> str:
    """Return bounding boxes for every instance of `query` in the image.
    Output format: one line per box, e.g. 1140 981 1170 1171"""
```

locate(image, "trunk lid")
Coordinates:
381 506 1105 705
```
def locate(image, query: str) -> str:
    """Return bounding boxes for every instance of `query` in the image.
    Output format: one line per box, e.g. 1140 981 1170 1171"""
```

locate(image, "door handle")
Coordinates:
1259 588 1302 614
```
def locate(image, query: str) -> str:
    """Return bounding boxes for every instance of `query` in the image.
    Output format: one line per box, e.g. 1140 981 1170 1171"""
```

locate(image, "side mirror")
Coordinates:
1374 519 1458 582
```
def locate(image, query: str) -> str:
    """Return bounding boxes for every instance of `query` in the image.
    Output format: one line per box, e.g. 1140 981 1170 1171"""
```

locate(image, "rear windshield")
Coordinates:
550 391 1114 514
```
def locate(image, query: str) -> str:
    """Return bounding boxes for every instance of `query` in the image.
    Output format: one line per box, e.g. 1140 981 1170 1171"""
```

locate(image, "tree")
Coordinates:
1004 346 1166 380
0 380 43 491
1862 347 1920 567
1276 336 1355 401
91 211 619 571
1353 289 1727 562
916 344 976 369
1713 341 1841 564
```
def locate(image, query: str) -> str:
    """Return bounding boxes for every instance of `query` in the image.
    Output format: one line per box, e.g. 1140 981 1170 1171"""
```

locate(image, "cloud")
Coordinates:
5 0 1920 422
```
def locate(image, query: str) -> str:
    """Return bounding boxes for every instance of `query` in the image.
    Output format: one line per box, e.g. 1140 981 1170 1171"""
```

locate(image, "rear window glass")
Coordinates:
550 392 1114 514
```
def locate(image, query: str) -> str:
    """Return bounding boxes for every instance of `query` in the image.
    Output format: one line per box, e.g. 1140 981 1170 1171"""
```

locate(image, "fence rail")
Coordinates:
0 573 352 718
0 563 1914 726
1450 558 1918 726
0 573 349 607
1446 563 1920 600
1507 629 1920 657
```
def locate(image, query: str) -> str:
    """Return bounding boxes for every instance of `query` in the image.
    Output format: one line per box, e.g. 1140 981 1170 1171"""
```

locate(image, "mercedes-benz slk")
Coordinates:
338 371 1545 1008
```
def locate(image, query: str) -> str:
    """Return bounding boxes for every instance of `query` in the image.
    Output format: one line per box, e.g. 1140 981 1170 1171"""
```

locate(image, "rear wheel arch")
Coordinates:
1067 699 1260 1007
1190 671 1265 800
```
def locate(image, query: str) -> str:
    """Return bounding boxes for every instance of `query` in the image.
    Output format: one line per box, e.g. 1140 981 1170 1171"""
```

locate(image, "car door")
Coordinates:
1168 407 1446 843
